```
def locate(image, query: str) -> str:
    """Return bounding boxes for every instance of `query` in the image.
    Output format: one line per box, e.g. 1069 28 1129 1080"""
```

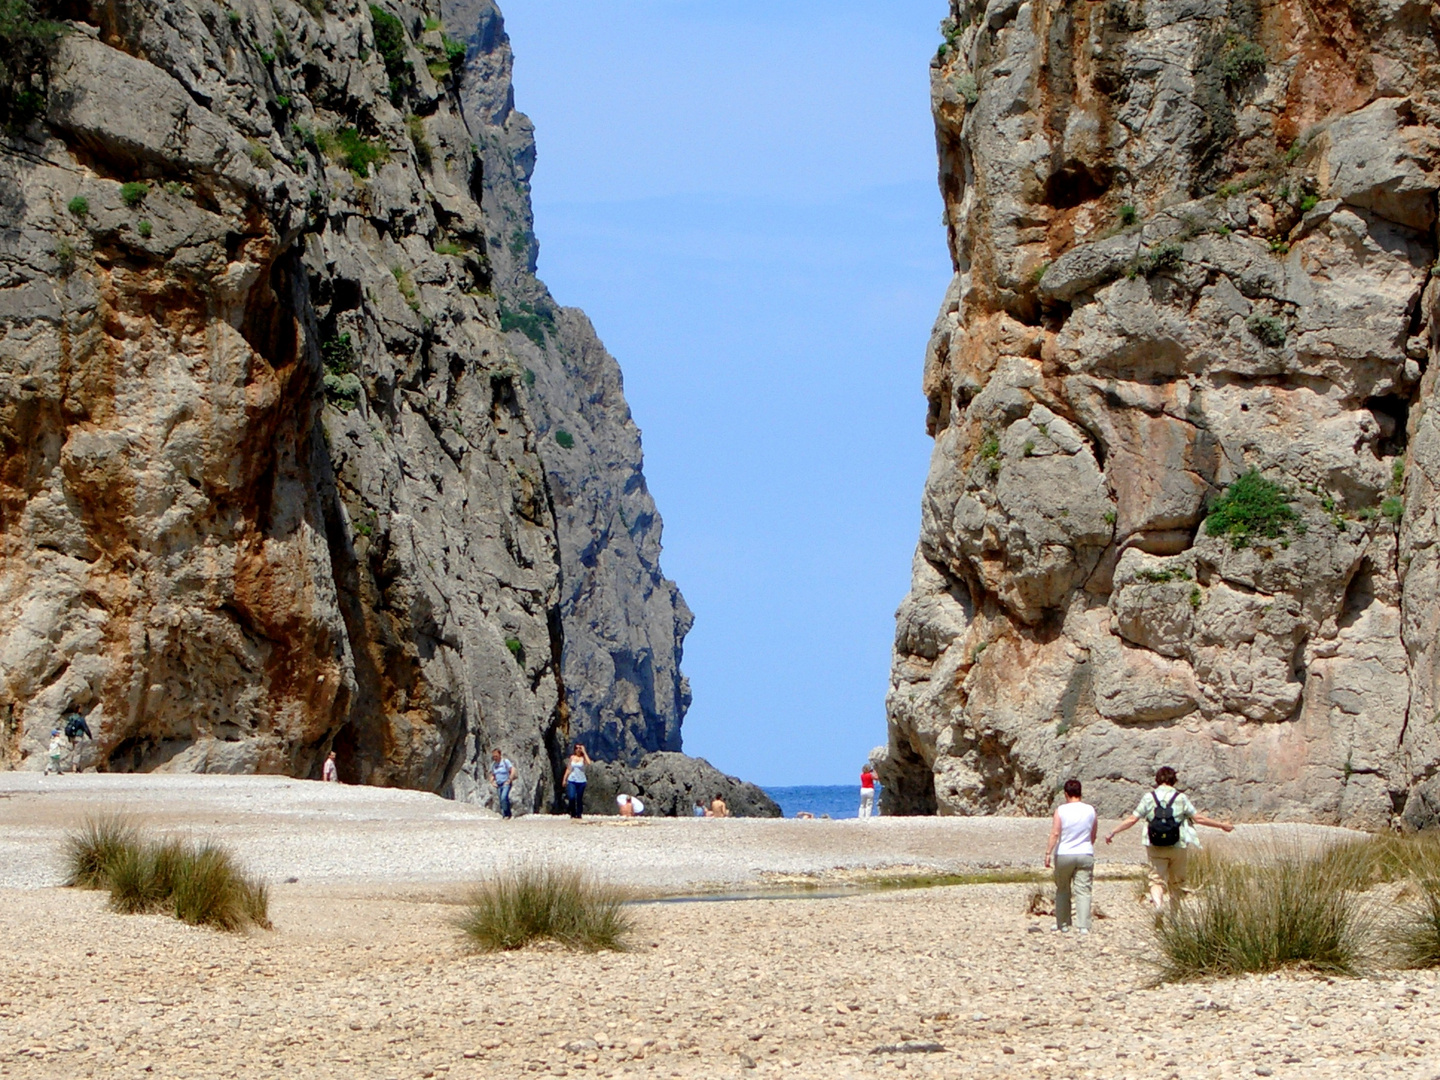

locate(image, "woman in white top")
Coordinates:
1044 779 1098 933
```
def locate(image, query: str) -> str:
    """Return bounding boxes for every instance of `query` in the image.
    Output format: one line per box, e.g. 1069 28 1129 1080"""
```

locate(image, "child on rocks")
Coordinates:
45 730 66 775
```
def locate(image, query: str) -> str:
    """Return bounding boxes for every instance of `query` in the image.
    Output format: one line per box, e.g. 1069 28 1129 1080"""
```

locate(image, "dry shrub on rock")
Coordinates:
1024 886 1053 917
63 816 270 932
459 863 633 953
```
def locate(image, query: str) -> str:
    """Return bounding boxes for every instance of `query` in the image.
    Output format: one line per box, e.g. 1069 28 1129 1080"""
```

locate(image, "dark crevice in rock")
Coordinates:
1366 394 1410 457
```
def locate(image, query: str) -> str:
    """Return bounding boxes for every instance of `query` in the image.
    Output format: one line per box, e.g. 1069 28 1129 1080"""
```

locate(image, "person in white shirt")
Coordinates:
616 794 645 817
322 751 339 783
1044 778 1098 933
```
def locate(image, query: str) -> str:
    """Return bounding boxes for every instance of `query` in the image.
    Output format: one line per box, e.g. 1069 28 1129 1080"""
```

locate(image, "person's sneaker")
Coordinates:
1077 928 1090 935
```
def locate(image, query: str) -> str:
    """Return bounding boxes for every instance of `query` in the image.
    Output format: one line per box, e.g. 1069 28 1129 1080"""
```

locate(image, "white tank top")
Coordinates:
1055 802 1096 856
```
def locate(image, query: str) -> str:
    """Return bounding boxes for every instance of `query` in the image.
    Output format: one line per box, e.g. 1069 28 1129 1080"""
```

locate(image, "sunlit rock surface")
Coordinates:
0 0 691 810
880 0 1440 827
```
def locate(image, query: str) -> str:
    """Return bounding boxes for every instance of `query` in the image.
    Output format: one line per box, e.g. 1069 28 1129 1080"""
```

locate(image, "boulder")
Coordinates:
583 753 780 818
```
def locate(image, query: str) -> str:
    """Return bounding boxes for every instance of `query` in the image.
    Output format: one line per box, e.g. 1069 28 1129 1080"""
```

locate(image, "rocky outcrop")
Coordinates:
0 0 690 811
444 0 692 764
881 0 1440 827
584 752 782 818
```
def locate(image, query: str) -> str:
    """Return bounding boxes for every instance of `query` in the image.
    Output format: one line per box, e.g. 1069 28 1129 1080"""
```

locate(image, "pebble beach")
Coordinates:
1 775 1435 1080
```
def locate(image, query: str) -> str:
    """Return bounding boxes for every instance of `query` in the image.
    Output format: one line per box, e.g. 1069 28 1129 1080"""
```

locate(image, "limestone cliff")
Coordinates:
443 0 692 764
880 0 1440 827
0 0 688 808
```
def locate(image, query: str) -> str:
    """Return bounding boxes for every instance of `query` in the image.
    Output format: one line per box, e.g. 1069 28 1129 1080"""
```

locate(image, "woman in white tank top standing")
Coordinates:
1044 779 1098 934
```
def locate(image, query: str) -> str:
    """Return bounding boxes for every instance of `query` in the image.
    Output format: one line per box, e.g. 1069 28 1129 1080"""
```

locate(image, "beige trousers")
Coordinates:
1145 845 1189 909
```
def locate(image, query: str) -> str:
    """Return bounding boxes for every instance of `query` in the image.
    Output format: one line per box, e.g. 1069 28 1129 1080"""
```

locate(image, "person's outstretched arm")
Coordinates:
1044 810 1062 869
1105 815 1140 844
1194 814 1234 832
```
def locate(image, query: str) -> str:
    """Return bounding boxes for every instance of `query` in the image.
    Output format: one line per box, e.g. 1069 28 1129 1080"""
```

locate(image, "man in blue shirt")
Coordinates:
490 749 516 819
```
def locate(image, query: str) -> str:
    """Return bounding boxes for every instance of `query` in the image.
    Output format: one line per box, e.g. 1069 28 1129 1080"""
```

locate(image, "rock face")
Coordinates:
443 0 692 764
881 0 1440 827
0 0 689 809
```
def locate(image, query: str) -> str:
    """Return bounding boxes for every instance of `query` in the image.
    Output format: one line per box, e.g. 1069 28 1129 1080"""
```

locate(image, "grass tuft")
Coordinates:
64 814 141 889
458 864 633 953
1153 845 1373 980
1318 832 1440 889
62 817 269 932
1393 878 1440 969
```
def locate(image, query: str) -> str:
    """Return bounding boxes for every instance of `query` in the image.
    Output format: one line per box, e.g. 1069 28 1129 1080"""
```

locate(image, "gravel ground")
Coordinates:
0 774 1359 892
3 774 1427 1080
2 879 1437 1080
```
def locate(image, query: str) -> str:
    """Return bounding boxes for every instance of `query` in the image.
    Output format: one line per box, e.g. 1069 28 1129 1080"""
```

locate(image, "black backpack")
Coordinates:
1147 790 1182 847
63 713 91 741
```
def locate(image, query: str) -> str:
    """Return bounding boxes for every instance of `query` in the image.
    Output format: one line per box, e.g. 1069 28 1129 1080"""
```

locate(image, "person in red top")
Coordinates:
859 764 876 819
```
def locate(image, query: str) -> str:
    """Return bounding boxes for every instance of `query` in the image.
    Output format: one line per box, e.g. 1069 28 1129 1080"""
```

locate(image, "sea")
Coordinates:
761 784 873 820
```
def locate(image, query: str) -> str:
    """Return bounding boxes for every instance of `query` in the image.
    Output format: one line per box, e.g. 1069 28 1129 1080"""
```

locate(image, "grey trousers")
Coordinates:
1053 854 1095 930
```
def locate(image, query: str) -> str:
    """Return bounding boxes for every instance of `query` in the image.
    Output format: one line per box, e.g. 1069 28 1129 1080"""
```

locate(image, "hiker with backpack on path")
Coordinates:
1103 766 1234 911
61 708 93 773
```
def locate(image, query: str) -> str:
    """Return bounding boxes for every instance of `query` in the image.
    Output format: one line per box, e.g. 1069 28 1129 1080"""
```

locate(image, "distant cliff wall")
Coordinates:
0 0 689 806
880 0 1440 827
445 0 692 764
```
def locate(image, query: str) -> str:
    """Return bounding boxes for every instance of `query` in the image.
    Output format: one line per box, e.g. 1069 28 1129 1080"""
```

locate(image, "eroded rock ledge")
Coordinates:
879 0 1440 828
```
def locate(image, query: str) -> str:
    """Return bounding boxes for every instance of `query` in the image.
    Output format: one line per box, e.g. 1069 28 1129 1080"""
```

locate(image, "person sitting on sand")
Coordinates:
616 794 645 817
693 801 707 818
707 796 729 818
1044 779 1097 934
322 751 339 783
795 811 815 819
562 743 592 819
1105 766 1234 911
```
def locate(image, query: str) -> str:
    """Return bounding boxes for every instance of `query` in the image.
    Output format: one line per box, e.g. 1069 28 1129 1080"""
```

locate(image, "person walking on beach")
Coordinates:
562 743 591 819
1105 766 1234 911
322 751 339 783
859 764 876 819
490 748 515 819
45 730 65 775
1044 779 1097 934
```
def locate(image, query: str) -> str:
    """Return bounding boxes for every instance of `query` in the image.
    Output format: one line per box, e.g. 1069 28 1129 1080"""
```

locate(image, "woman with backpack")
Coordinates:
1104 766 1234 911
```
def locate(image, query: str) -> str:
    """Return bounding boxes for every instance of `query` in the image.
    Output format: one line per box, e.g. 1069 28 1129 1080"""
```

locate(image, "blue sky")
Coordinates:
500 0 953 786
